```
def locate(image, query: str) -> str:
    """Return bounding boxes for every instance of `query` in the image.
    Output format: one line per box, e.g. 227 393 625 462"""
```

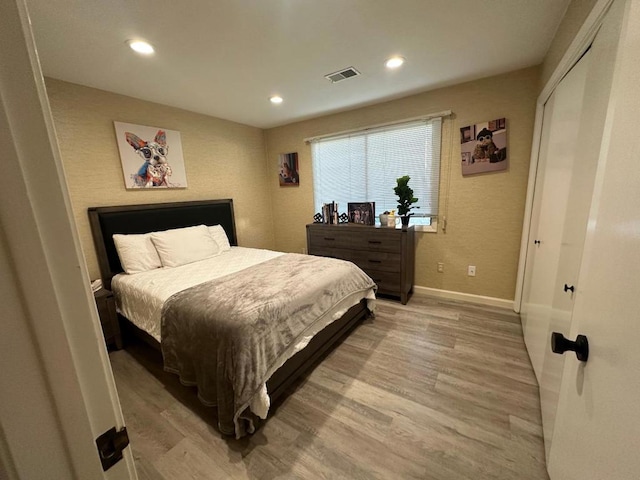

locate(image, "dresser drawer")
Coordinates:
308 229 354 250
364 269 401 294
352 232 401 253
310 247 401 273
349 250 401 272
309 246 357 262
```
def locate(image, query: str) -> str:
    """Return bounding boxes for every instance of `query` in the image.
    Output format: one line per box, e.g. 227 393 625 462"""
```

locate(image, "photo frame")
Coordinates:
460 117 508 176
114 121 187 189
347 202 375 225
279 152 300 186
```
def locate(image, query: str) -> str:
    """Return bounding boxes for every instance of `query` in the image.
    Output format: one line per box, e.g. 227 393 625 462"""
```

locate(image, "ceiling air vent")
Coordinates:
325 67 361 83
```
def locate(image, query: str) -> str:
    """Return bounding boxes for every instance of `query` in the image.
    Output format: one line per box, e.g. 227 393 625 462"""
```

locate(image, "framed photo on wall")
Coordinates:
460 117 507 176
347 202 375 225
279 152 300 186
114 121 188 189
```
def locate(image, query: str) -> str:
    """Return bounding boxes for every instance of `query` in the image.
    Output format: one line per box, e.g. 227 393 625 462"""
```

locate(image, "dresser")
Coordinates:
306 223 415 304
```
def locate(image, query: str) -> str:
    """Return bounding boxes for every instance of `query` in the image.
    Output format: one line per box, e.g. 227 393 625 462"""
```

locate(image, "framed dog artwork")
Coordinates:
279 152 300 186
114 121 188 189
460 118 507 176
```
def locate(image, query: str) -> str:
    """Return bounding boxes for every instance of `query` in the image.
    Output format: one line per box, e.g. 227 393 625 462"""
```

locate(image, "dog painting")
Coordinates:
114 122 188 189
279 152 300 186
460 118 508 176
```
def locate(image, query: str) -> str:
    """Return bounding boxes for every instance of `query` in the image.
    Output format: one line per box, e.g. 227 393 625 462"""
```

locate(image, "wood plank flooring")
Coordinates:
109 294 549 479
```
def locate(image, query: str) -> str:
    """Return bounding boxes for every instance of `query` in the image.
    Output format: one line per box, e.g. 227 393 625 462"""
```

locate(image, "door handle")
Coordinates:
564 284 575 293
534 239 541 245
551 332 589 362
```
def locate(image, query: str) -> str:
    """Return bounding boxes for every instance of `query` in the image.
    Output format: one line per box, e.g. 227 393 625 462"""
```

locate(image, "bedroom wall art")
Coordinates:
279 152 299 186
114 121 188 189
460 118 507 176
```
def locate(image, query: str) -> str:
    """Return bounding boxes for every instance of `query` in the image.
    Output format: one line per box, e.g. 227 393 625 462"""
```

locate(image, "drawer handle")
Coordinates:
368 240 382 244
368 259 382 264
324 237 335 241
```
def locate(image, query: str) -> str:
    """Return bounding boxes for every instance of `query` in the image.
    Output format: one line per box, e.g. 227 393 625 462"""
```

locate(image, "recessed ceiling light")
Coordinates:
385 56 405 69
127 40 154 55
270 95 283 104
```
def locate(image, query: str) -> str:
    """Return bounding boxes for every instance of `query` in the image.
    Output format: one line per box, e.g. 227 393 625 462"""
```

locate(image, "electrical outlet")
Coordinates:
468 265 476 276
437 262 444 273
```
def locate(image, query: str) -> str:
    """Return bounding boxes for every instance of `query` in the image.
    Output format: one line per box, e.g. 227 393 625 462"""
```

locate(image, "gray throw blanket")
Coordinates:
161 253 375 437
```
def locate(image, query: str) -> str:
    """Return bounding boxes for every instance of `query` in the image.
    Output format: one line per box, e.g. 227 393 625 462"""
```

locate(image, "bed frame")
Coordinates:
88 199 369 404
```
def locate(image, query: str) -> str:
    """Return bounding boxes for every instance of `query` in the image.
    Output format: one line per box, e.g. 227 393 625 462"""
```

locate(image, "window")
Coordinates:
311 117 442 231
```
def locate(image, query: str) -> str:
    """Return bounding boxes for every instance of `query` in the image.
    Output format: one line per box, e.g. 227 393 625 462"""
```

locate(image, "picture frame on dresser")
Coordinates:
347 202 375 226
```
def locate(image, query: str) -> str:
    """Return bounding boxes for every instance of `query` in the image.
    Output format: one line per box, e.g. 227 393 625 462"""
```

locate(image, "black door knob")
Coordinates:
564 284 575 293
551 332 589 362
534 240 541 245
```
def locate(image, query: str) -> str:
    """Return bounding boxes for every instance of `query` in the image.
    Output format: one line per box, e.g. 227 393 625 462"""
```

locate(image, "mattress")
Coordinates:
111 247 284 341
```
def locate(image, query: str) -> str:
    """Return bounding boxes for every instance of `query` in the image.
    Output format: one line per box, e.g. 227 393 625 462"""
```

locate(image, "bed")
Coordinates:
88 199 375 437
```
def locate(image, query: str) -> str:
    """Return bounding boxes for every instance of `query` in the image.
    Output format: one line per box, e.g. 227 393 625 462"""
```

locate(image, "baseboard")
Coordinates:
412 285 515 310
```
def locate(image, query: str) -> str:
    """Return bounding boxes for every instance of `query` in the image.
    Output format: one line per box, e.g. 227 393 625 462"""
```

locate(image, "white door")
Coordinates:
520 47 592 457
536 50 592 458
547 0 640 477
0 0 136 478
539 0 627 463
521 50 590 382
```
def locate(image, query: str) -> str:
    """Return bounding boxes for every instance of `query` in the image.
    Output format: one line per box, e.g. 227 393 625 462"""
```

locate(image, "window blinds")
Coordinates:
311 117 442 219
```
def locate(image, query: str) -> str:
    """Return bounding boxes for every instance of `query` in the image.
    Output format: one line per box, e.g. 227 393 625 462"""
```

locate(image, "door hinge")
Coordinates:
95 426 129 471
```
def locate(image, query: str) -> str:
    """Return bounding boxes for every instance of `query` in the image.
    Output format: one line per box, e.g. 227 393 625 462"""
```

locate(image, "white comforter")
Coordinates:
111 247 283 341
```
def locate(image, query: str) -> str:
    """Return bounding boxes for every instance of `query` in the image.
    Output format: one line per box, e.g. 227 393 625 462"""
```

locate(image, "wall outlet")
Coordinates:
437 262 444 273
468 265 476 276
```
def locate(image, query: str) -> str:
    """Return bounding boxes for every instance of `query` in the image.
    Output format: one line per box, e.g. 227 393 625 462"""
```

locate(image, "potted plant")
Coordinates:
394 175 418 228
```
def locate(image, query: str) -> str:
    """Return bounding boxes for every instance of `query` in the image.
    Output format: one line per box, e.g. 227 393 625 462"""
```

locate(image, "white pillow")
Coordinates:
151 225 220 268
113 233 162 274
208 224 232 252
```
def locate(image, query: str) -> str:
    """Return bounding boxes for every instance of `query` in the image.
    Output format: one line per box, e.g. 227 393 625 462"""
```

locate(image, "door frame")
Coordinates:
513 0 614 312
0 0 135 478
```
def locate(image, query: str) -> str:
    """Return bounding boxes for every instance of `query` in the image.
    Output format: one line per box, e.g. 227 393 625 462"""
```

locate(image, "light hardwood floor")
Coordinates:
110 295 549 479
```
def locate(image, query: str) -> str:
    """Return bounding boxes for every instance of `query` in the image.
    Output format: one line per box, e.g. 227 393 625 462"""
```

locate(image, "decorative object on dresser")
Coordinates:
394 175 419 228
307 223 415 304
321 201 342 224
93 288 122 350
322 201 336 224
379 210 397 227
347 202 375 225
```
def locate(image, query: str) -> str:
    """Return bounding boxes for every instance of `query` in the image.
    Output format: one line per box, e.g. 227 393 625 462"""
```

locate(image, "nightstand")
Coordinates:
94 288 123 350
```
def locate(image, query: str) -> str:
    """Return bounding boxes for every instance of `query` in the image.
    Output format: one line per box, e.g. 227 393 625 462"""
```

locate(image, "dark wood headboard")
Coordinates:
88 199 237 289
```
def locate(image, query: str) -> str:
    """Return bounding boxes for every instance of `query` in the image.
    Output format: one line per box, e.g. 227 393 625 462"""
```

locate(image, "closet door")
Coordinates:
521 51 590 456
546 0 640 477
521 0 626 472
541 0 625 462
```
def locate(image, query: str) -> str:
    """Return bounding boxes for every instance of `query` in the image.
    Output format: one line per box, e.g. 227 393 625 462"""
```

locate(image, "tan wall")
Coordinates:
265 66 540 301
541 0 599 88
46 78 275 279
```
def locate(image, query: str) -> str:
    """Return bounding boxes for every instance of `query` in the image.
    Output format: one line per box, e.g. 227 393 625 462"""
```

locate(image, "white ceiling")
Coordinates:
27 0 570 129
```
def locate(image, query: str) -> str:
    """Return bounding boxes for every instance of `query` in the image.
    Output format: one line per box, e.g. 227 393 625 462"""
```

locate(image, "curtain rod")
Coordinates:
304 110 452 143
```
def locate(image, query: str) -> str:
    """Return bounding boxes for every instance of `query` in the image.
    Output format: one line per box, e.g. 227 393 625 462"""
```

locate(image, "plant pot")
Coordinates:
400 216 410 229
